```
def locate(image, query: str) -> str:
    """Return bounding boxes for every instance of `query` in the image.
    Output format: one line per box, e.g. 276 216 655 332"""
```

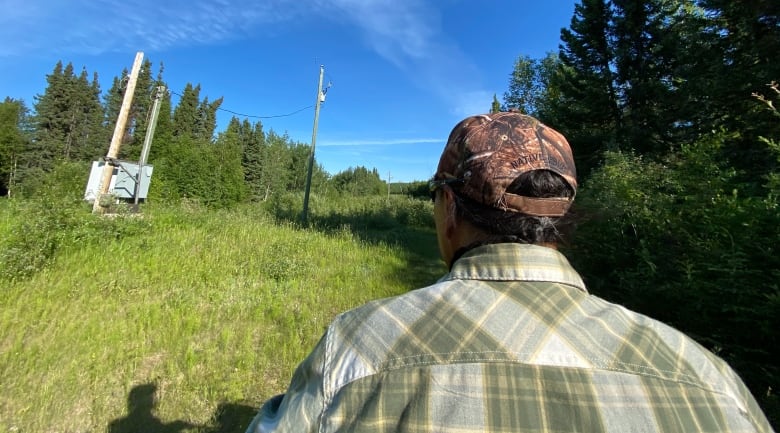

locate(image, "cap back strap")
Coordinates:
501 193 573 217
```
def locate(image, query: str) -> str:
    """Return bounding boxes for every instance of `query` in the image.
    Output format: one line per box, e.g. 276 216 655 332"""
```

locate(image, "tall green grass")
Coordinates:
0 198 443 432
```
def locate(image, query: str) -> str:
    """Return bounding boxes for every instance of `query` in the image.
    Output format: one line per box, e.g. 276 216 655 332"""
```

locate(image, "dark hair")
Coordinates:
453 170 575 245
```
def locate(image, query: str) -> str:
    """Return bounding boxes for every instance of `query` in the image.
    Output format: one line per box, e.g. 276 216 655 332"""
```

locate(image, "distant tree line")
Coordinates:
0 59 388 206
501 0 778 424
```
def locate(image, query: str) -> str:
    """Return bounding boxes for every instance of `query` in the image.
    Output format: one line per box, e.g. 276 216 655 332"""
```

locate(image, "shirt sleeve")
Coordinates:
245 333 330 433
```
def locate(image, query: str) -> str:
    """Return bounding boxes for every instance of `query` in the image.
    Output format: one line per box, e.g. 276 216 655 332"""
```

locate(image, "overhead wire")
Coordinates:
166 89 314 119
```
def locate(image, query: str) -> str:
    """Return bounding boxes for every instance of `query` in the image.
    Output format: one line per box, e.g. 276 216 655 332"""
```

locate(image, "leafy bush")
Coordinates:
329 166 387 196
0 162 151 281
566 132 779 422
401 180 430 200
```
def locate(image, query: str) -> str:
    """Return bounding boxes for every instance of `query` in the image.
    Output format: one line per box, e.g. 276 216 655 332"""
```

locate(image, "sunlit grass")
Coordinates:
0 200 442 432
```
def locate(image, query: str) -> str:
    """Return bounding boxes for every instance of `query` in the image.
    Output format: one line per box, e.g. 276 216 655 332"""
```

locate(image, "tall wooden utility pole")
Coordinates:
301 65 325 226
93 51 144 213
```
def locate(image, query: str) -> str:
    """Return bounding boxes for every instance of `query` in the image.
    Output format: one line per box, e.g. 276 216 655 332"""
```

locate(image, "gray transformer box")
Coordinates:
84 161 154 202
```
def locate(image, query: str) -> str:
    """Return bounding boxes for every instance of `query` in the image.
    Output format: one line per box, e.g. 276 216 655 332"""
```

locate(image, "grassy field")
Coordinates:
0 196 442 432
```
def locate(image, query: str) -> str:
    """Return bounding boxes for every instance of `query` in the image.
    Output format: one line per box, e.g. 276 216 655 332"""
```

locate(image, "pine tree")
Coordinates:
490 94 501 114
195 96 223 142
32 61 67 171
688 0 780 180
33 62 105 167
550 0 693 174
84 72 109 161
330 166 386 196
553 0 622 176
235 118 266 200
609 0 684 154
172 83 200 140
103 72 125 148
0 98 30 197
258 130 293 201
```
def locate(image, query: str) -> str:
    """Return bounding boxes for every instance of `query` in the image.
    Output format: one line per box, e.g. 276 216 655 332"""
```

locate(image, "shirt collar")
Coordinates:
439 243 587 292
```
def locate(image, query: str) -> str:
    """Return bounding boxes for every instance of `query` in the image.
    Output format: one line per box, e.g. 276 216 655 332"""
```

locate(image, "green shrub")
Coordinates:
567 133 779 421
0 162 152 281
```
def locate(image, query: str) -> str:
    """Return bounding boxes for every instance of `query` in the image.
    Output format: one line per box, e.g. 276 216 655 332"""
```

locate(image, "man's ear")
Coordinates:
442 187 459 238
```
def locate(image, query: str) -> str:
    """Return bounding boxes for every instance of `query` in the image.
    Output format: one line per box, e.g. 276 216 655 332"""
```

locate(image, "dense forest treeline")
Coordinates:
0 0 778 426
0 59 388 205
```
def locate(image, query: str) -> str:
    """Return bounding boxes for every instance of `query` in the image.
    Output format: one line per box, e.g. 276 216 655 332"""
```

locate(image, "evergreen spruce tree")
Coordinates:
0 98 30 197
172 83 201 140
33 62 105 166
609 0 684 155
258 130 293 201
195 96 223 142
553 0 622 176
330 166 386 196
490 94 501 114
103 72 125 147
237 118 266 200
84 72 109 161
689 0 780 181
32 61 68 171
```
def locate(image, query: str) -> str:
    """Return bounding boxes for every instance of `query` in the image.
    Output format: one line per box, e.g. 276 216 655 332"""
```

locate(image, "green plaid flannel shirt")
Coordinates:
247 243 773 432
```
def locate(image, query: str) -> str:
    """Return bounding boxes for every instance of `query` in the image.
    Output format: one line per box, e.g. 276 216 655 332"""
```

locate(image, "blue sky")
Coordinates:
0 0 577 182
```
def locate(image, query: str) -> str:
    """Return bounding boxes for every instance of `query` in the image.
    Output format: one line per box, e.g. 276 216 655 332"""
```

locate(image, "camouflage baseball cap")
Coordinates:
434 111 577 217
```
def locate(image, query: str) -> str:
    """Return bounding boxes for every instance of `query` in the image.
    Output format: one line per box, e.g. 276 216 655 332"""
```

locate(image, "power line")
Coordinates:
167 89 314 119
218 104 314 119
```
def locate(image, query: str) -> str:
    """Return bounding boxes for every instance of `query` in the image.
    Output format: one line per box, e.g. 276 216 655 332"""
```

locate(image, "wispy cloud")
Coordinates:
0 0 491 115
0 0 297 56
312 0 489 117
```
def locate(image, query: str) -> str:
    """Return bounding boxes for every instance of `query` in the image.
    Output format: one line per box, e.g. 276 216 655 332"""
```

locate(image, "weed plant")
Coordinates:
0 195 443 432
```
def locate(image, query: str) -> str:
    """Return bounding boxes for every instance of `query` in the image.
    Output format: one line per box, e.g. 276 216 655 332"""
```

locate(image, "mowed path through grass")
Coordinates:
0 202 443 432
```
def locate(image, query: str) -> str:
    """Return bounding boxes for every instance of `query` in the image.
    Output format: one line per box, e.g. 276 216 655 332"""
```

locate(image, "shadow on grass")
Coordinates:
107 383 197 433
107 383 259 433
201 402 259 433
275 203 445 290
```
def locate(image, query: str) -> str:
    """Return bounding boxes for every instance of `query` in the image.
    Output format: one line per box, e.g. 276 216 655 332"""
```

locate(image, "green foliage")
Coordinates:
0 197 442 432
267 192 434 233
33 61 107 166
567 131 779 424
686 0 780 178
171 83 201 139
608 0 684 154
329 166 387 196
490 94 501 114
0 57 355 210
400 180 430 200
151 136 248 208
546 0 780 180
551 0 622 176
224 117 267 200
503 53 559 117
170 83 223 142
0 161 151 281
0 98 30 197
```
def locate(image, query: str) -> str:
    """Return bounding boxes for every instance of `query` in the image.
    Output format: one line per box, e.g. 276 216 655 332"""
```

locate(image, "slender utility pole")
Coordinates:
301 65 325 226
133 85 165 207
93 51 144 213
387 171 391 201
